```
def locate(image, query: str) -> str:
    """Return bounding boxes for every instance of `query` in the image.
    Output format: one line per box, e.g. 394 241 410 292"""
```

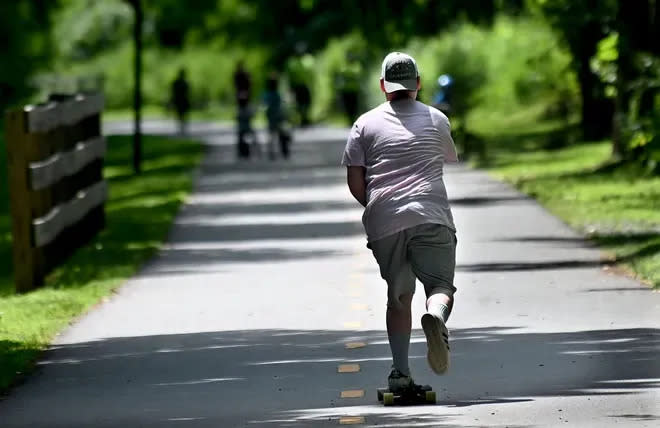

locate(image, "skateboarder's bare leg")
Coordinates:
387 292 413 376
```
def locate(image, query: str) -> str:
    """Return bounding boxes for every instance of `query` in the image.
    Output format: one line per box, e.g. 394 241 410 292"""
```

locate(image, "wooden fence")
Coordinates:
4 93 107 292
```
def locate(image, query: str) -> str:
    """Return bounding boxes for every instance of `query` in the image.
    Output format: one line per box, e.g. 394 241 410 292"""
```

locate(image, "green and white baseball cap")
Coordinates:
381 52 419 93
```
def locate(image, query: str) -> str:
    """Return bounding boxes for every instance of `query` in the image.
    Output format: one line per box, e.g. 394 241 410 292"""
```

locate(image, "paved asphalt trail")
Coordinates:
1 121 658 427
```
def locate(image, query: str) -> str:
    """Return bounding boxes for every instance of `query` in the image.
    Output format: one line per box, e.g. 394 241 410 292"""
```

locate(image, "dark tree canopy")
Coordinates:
143 0 506 66
0 1 54 112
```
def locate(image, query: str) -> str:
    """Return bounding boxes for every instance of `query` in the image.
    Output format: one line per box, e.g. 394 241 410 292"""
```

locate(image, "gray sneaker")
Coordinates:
387 368 414 393
421 312 450 374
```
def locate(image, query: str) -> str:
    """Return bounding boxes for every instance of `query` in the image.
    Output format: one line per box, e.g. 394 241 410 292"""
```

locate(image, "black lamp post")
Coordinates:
127 0 143 174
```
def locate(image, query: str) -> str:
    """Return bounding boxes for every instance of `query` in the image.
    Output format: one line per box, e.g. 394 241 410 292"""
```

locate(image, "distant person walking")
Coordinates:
432 74 453 116
341 52 459 394
234 61 254 158
171 68 190 135
233 60 252 103
263 73 290 160
236 96 259 159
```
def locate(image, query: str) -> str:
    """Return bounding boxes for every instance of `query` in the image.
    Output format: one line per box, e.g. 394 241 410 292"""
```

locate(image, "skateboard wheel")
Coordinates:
425 390 436 404
383 392 395 406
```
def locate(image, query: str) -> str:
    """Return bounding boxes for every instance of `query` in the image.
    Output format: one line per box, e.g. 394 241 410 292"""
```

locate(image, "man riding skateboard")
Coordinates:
341 52 459 394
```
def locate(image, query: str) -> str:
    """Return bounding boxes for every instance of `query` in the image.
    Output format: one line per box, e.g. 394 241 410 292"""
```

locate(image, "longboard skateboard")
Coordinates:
377 384 436 406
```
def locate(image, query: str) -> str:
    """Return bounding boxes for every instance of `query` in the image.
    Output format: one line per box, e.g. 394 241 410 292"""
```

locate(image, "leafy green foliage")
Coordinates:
592 31 660 170
53 0 133 61
591 32 619 98
39 0 508 113
528 0 618 140
533 0 660 163
413 28 487 119
310 32 370 121
410 17 578 132
624 54 660 172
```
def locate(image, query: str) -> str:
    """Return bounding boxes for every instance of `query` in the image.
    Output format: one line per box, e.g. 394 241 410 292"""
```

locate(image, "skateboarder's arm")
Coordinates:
346 166 367 207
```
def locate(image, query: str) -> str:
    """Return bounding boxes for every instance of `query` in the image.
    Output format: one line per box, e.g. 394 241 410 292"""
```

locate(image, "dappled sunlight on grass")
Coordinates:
0 134 203 392
486 137 659 287
469 100 570 138
493 143 610 177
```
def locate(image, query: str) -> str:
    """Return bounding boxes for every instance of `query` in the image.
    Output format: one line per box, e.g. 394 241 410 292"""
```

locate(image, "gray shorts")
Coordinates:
369 223 457 308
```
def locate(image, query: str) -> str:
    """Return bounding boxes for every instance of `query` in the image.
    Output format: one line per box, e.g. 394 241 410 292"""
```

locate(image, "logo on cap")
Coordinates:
381 52 419 93
385 60 417 81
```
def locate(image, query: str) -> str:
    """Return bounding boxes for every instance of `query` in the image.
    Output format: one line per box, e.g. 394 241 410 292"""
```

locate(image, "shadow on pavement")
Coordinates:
1 327 657 427
494 236 589 244
105 134 364 277
179 200 357 217
143 247 347 276
448 196 530 207
168 222 364 244
457 260 610 272
608 413 660 422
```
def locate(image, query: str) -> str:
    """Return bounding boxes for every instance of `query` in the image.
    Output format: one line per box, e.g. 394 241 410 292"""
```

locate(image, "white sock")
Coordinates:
427 301 451 323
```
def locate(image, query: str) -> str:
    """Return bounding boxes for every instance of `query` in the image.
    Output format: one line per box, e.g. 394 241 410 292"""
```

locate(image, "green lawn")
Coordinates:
478 129 659 288
0 133 203 392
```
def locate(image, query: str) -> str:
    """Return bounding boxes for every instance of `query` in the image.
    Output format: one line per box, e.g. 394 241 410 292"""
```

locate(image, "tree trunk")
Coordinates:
612 0 654 159
573 23 614 141
577 64 614 141
131 0 143 174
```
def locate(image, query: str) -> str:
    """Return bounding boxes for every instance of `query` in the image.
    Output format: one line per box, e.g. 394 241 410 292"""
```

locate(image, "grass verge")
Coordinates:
477 129 659 288
0 133 203 393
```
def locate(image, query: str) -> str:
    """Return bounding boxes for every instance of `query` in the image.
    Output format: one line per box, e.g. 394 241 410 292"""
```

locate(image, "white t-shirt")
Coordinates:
341 98 458 242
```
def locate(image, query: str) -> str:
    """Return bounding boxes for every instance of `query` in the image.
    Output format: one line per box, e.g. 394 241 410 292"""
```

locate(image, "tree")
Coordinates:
530 0 618 140
0 1 54 113
130 0 506 68
613 0 659 166
592 1 659 166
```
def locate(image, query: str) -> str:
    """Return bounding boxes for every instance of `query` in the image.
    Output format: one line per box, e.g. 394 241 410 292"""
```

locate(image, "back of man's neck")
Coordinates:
388 92 415 102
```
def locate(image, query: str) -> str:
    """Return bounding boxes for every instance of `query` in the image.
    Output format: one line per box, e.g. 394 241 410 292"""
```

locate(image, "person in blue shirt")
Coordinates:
431 74 453 116
263 73 291 159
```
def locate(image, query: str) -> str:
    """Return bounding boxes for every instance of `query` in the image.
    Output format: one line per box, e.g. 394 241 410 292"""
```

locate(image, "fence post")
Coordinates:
5 93 106 293
5 111 46 292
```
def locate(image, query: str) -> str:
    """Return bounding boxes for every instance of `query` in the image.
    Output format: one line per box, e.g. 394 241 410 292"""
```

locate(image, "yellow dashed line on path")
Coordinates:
339 416 365 425
346 290 363 297
338 364 360 373
350 303 368 311
343 321 362 329
345 342 366 349
341 390 364 398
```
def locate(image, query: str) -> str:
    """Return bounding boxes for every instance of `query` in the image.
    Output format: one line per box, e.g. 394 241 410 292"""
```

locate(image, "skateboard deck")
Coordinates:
377 385 436 406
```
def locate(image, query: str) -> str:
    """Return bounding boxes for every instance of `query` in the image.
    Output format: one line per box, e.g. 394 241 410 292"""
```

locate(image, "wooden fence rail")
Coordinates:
4 93 106 292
